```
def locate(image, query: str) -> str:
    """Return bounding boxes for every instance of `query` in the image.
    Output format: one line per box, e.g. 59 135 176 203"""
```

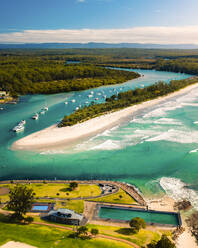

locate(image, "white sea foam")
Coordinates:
189 148 198 153
160 177 198 209
146 129 198 144
132 118 182 126
89 139 122 150
40 150 66 155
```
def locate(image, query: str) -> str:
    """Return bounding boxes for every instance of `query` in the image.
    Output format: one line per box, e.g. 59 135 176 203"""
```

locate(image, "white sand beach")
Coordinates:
12 82 198 151
176 231 198 248
0 241 36 248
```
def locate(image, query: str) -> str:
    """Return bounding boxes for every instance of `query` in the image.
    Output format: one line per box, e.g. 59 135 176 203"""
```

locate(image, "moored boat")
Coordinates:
32 113 39 120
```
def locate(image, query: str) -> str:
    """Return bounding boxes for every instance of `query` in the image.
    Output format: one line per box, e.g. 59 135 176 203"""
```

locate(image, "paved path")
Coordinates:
33 221 139 248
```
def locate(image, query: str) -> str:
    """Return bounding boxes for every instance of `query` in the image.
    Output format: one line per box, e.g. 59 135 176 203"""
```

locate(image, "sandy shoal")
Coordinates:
12 82 198 151
0 241 36 248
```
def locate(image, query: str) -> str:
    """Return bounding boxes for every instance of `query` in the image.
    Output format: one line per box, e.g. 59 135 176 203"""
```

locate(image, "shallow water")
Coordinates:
1 69 197 206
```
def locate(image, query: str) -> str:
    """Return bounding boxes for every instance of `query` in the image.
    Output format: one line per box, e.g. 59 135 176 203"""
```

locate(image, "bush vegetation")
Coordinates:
59 77 197 127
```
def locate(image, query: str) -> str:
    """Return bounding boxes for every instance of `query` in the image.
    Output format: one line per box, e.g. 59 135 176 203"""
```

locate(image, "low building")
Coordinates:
46 208 84 225
0 91 7 97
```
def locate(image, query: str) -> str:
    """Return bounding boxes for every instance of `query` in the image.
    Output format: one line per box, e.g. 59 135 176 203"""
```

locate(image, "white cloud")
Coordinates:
1 26 198 44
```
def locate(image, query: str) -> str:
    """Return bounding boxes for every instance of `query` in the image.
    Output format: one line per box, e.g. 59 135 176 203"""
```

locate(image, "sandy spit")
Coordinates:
0 241 36 248
12 82 198 151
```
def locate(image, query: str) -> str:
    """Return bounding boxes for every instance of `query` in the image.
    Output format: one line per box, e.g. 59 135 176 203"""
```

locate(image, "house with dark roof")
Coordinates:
46 208 84 225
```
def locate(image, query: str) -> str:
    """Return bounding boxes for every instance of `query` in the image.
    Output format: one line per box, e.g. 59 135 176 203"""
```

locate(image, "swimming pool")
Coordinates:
98 206 180 226
32 205 49 211
31 203 54 212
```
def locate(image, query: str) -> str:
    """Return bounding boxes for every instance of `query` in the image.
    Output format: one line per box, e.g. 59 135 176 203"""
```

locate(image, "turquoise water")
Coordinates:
98 207 179 226
1 69 198 206
32 205 49 211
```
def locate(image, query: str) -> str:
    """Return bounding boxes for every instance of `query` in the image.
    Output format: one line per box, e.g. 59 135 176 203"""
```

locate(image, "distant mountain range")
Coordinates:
0 42 198 49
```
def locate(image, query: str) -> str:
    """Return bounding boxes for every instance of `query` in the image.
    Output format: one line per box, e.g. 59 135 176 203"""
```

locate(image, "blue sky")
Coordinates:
1 0 198 43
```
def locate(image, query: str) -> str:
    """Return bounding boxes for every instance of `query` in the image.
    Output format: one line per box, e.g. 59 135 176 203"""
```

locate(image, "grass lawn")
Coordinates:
92 188 137 205
0 215 132 248
0 183 101 203
30 183 101 199
55 200 84 214
87 224 172 247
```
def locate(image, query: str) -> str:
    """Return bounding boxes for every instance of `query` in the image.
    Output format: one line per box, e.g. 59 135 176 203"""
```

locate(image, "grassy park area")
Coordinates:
0 214 132 248
0 183 101 202
91 188 137 205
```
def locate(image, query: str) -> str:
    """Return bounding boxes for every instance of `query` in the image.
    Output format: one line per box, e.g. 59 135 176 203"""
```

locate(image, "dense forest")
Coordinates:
0 57 139 95
1 48 198 98
59 77 197 127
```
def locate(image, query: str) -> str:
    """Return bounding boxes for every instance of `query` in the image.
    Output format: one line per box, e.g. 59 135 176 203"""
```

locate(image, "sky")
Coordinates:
1 0 198 44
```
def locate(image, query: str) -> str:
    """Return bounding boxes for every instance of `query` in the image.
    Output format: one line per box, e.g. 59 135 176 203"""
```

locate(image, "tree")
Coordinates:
7 184 34 220
91 228 99 236
77 226 88 236
148 235 176 248
69 182 78 191
129 217 146 233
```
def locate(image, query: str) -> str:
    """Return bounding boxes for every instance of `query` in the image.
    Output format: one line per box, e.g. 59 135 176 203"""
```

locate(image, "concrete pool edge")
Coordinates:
93 204 182 228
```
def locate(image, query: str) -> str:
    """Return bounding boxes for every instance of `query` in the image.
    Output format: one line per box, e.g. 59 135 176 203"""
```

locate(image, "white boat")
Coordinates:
71 99 76 103
85 101 89 104
32 113 39 120
15 125 24 132
40 111 45 115
97 93 101 96
18 120 26 125
13 124 24 132
75 107 79 110
64 101 68 105
88 95 93 98
0 107 3 110
44 106 48 111
90 91 94 94
95 98 99 100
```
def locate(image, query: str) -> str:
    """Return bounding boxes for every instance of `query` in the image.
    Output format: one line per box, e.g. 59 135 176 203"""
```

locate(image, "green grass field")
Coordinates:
92 188 137 204
30 183 101 198
0 183 101 203
0 214 132 248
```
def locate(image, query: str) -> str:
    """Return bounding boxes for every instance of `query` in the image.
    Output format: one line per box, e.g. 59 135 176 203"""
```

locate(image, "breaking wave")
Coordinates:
160 177 198 209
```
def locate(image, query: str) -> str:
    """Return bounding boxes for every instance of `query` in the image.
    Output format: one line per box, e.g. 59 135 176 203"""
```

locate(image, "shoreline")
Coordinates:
12 81 198 151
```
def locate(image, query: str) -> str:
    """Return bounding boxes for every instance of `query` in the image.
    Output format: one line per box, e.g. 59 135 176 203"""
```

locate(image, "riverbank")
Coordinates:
12 79 198 151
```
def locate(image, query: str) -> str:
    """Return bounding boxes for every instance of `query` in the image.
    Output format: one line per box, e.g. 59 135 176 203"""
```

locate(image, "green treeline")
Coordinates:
156 59 198 75
0 59 139 95
59 77 197 127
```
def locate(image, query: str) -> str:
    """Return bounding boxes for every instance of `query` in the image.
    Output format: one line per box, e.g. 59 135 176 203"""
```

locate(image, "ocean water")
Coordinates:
0 69 198 207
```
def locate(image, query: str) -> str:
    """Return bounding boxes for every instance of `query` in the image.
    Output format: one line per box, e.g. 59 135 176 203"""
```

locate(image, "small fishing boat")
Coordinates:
88 95 93 98
40 110 45 115
95 98 99 100
44 106 48 111
14 125 24 132
71 99 76 103
0 107 3 110
18 120 26 125
64 101 68 105
76 107 79 110
32 113 39 120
